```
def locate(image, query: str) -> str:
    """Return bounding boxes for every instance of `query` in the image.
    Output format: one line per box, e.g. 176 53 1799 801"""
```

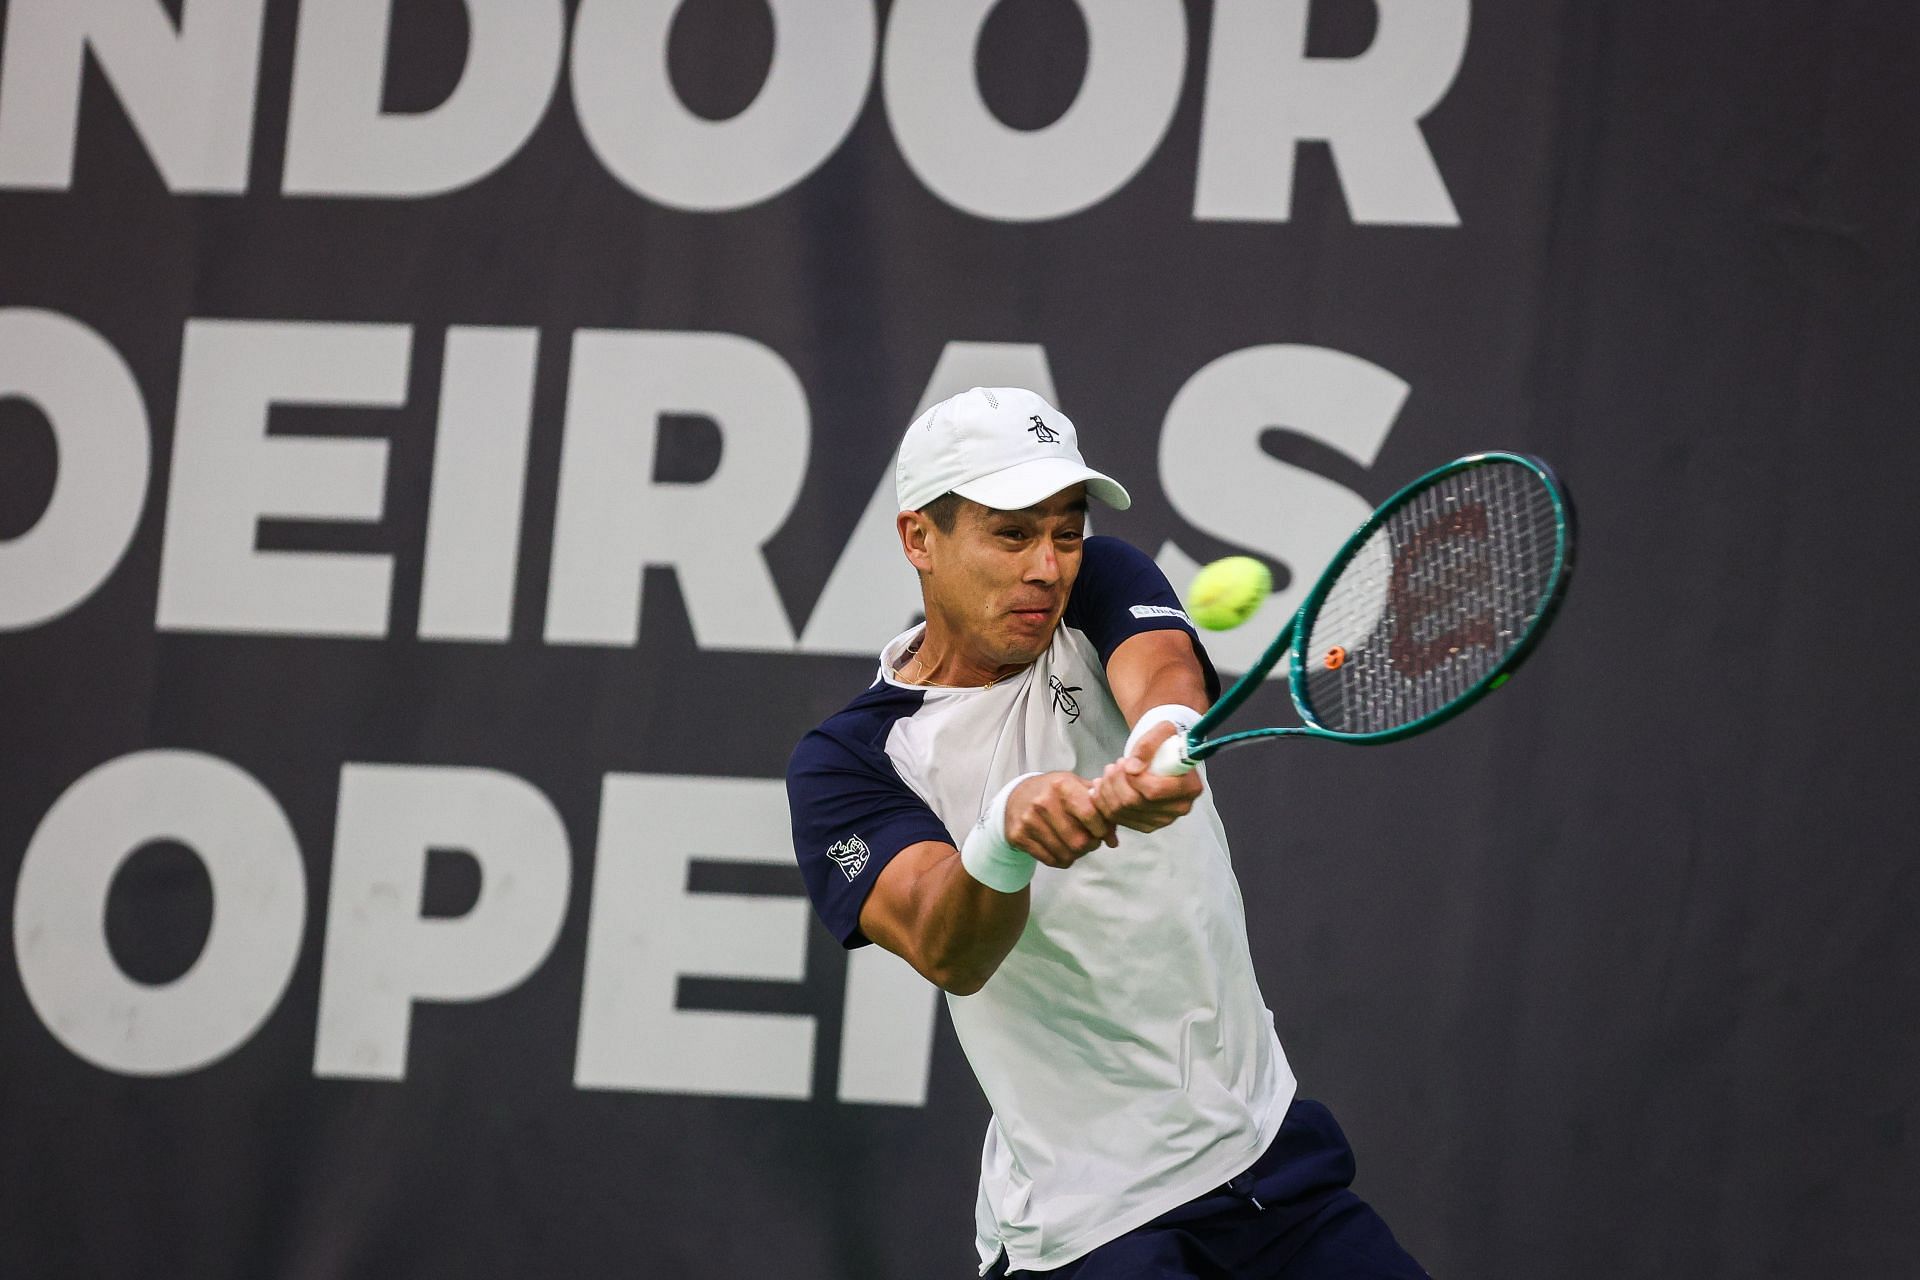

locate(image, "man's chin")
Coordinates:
998 614 1058 663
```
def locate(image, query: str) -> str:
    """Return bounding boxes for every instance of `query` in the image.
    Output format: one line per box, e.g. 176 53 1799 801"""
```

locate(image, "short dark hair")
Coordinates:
919 492 965 533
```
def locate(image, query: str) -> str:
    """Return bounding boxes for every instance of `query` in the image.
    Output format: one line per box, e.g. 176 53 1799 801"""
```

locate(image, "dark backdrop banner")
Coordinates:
3 2 1916 1277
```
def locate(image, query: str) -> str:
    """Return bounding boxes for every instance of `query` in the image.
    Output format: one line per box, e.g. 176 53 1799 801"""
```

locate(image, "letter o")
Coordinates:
571 0 875 210
884 0 1187 221
13 752 307 1076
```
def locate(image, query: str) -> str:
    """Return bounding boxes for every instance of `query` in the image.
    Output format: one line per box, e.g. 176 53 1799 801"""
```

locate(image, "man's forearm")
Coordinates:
911 769 1113 992
864 769 1115 994
1107 630 1212 727
906 851 1030 996
1094 632 1211 832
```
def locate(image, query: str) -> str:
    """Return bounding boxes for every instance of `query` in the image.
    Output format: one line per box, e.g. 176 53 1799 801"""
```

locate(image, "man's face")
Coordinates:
912 485 1089 669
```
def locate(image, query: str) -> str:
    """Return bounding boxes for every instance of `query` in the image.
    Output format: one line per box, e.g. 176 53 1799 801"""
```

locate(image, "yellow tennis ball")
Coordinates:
1186 556 1272 630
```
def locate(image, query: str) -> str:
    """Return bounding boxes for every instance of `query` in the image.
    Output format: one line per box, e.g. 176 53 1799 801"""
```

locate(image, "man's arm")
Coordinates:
857 840 1022 997
1105 628 1213 726
1094 629 1209 832
859 772 1115 995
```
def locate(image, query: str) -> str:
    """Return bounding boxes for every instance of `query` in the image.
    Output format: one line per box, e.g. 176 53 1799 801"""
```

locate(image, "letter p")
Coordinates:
314 765 570 1080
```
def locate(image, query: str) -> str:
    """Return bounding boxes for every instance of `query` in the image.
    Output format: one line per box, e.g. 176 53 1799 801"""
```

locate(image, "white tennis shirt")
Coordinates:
787 538 1295 1272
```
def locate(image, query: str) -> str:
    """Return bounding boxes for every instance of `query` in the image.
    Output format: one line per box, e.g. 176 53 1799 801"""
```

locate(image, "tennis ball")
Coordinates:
1186 556 1272 631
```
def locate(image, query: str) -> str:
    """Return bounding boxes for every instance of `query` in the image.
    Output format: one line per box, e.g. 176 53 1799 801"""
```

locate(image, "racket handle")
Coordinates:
1150 734 1196 777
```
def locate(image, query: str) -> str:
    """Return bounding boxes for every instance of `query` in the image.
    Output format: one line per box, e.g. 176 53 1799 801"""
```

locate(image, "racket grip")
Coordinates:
1150 734 1196 777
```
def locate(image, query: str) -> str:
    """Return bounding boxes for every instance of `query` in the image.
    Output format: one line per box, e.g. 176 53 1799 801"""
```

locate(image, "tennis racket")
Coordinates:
1153 451 1576 775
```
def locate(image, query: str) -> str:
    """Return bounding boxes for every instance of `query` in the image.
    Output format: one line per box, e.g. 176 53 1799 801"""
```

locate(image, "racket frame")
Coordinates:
1179 451 1575 763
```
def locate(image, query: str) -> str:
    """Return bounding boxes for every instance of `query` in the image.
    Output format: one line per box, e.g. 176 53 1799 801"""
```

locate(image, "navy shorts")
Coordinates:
985 1099 1428 1279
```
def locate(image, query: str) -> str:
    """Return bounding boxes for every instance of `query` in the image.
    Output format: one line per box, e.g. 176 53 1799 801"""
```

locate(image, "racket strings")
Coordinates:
1301 460 1564 735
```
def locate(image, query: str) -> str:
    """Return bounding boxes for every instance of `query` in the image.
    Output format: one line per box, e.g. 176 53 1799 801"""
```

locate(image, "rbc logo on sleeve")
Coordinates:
827 835 872 881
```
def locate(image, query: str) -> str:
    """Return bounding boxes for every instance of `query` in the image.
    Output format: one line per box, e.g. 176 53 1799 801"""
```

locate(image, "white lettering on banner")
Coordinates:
838 943 939 1106
314 764 572 1080
0 310 151 632
418 327 541 642
11 313 1395 676
544 330 809 650
1196 0 1468 224
11 757 878 1100
0 0 266 191
575 775 815 1099
883 0 1186 221
798 341 1060 653
572 0 875 211
13 751 306 1076
156 320 410 637
0 0 1470 222
1155 345 1408 675
283 0 565 198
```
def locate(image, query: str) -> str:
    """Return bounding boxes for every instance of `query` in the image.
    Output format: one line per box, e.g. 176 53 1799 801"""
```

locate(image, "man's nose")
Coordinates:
1024 542 1059 583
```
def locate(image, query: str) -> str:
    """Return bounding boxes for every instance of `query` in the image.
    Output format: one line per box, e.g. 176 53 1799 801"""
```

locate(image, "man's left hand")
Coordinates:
1091 720 1205 834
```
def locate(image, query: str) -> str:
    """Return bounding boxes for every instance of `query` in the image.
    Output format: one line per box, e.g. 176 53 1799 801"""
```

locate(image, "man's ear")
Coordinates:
898 510 936 574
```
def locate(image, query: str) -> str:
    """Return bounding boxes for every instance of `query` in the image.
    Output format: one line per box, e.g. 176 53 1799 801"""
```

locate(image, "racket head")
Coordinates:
1286 452 1575 743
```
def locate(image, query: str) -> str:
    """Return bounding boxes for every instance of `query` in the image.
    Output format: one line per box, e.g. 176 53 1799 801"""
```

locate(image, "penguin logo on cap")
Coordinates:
1027 415 1060 444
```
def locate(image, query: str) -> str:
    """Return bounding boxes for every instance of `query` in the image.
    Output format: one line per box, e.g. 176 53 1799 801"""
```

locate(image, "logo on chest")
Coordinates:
1049 675 1083 723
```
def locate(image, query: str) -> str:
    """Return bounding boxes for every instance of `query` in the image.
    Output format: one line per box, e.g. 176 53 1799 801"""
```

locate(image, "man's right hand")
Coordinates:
1091 720 1205 834
1005 772 1118 867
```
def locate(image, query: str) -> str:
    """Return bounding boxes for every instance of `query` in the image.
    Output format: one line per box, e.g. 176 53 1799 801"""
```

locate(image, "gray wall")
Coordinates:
3 2 1916 1276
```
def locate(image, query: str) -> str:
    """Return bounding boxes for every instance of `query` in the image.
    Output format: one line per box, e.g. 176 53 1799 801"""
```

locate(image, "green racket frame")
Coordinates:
1167 451 1576 767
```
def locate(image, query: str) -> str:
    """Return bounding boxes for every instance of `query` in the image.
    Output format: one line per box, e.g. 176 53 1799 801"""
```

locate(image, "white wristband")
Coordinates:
961 772 1043 893
1124 704 1203 758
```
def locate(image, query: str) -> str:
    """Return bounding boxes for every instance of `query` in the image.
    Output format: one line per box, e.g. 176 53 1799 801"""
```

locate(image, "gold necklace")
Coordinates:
899 649 998 689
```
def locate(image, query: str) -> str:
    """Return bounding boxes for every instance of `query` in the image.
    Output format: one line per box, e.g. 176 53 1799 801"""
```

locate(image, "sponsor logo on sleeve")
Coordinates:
1129 604 1192 623
826 835 872 881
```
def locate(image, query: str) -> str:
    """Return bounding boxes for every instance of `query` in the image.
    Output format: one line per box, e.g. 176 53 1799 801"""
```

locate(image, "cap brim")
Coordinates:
952 458 1132 512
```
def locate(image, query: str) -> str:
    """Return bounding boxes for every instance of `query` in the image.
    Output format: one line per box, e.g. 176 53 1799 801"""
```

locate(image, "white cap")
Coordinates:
894 387 1132 514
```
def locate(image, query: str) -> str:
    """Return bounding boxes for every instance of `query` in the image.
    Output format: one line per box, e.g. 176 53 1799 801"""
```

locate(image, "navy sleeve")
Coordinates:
787 727 954 948
1065 536 1223 702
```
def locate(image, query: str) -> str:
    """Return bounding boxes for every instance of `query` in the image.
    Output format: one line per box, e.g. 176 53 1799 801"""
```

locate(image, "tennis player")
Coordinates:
787 388 1426 1278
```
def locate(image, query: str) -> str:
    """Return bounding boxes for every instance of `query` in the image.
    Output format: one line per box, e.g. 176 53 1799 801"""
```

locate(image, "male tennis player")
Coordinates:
787 389 1426 1278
